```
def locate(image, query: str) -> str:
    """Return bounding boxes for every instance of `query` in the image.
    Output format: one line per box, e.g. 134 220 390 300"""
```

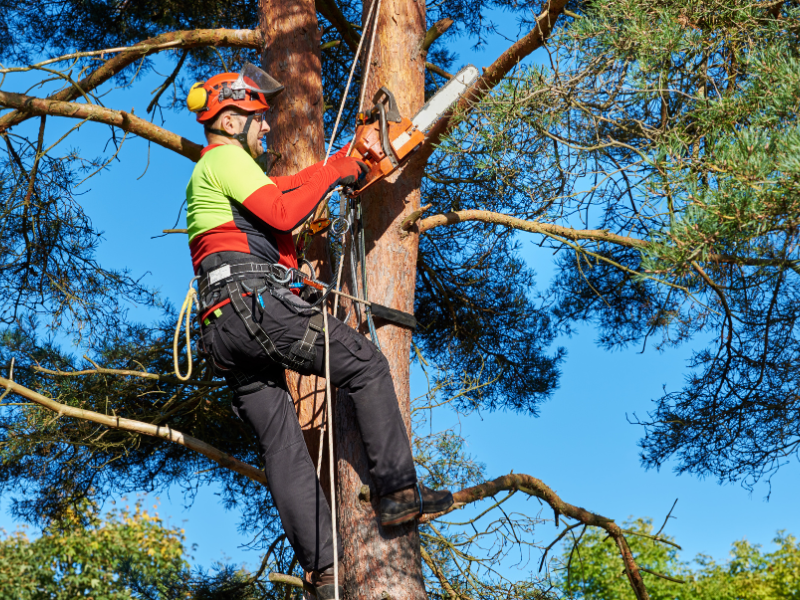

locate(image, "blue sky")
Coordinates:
2 7 799 582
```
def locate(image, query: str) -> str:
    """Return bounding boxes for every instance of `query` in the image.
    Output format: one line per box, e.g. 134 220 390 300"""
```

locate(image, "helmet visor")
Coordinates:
232 63 285 102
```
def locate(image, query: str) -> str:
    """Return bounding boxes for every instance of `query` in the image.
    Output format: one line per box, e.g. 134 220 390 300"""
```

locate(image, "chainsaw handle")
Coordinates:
372 87 402 123
375 102 400 169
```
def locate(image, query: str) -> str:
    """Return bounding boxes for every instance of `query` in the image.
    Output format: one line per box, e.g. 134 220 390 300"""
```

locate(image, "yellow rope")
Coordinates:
173 282 199 381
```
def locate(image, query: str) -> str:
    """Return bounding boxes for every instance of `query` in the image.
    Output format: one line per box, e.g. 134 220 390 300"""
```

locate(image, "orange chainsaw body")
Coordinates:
347 87 425 195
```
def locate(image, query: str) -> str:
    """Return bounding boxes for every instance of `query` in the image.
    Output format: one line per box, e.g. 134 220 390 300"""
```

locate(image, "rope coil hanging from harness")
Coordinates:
173 278 200 381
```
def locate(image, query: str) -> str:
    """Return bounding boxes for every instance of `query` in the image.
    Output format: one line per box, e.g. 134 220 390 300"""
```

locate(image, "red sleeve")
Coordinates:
271 146 350 191
242 164 341 232
271 162 324 191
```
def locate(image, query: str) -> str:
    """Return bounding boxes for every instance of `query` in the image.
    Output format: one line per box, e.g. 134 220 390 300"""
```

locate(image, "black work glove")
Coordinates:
331 157 369 186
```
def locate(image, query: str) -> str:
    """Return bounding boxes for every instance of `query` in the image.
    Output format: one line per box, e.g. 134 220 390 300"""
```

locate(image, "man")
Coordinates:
185 64 453 598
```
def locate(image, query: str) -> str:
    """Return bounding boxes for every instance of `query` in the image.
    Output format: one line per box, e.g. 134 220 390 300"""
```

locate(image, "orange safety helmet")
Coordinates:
187 63 285 123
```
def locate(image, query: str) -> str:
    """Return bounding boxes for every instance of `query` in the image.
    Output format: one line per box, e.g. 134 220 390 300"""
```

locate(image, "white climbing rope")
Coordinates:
318 2 385 597
322 307 339 600
348 0 384 154
323 0 380 166
316 217 351 478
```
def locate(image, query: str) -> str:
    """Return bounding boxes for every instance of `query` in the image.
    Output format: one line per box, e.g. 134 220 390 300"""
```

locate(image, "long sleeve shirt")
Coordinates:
185 144 342 272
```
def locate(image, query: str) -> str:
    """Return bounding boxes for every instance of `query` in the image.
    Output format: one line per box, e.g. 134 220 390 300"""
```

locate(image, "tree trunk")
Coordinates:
258 0 332 527
335 0 428 598
260 0 428 596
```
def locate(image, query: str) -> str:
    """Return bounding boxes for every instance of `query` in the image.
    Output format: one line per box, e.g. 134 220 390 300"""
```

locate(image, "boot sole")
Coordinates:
380 506 420 527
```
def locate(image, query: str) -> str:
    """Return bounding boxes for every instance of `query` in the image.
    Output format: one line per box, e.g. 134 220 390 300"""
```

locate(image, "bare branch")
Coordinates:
637 567 686 584
0 376 266 486
268 572 317 595
148 50 189 113
426 62 454 80
32 364 223 387
0 28 262 133
621 528 682 550
418 209 800 274
420 546 462 599
421 19 454 53
417 209 645 247
655 499 678 537
421 472 651 600
0 90 202 161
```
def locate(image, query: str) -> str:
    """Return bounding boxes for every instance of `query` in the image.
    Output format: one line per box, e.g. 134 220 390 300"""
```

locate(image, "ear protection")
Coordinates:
187 82 209 113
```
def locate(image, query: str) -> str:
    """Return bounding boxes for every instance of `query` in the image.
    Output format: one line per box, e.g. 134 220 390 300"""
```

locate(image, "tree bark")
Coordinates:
258 0 334 561
334 0 428 598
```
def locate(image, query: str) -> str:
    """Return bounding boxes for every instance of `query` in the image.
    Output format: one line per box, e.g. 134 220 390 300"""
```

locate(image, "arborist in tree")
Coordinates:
184 64 453 598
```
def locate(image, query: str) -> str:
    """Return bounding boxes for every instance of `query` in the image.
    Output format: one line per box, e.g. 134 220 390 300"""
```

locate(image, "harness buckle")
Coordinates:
266 263 292 286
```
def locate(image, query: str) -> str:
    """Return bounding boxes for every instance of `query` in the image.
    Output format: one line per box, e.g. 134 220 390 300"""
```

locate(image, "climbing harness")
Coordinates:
227 280 326 372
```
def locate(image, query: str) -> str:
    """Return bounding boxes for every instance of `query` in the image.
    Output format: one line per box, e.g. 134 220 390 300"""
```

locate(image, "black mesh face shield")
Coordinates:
231 63 285 104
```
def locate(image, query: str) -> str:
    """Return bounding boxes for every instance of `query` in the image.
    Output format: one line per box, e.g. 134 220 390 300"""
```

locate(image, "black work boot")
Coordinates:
379 483 454 526
310 565 343 600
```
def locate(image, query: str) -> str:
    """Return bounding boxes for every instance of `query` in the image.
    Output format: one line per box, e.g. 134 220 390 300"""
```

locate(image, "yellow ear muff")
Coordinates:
187 82 209 113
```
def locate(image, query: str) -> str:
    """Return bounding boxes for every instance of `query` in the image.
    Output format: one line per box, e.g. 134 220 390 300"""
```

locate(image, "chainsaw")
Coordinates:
346 64 480 196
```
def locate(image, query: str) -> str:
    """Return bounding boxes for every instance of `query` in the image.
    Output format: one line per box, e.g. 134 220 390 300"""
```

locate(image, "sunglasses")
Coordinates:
232 111 267 123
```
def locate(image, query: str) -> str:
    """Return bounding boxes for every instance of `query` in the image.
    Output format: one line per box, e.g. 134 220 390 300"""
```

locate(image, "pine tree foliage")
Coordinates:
1 131 156 339
421 0 800 486
2 0 800 597
536 0 800 487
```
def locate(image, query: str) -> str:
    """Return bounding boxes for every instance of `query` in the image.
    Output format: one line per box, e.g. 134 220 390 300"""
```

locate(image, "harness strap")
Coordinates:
203 112 255 157
226 280 325 372
199 262 289 299
291 312 325 363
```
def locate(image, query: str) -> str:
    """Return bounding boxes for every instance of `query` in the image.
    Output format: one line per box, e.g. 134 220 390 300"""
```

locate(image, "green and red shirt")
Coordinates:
185 144 342 272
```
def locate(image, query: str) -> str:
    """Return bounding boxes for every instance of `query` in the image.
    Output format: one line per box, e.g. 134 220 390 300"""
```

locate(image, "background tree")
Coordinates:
559 518 800 600
0 497 307 599
2 0 799 598
0 498 187 599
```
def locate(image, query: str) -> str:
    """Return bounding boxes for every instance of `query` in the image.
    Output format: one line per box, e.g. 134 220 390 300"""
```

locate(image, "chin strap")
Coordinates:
205 112 256 158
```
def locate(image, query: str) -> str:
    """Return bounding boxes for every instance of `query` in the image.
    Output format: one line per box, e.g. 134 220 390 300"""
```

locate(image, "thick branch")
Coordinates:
417 209 646 247
33 364 223 387
316 0 361 54
421 473 650 600
417 210 800 273
413 0 569 166
0 376 267 486
420 546 460 599
421 19 454 53
0 90 202 161
268 572 317 595
147 49 189 113
0 28 262 133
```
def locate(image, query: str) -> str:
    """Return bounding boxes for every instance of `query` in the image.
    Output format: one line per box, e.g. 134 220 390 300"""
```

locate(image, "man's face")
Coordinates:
246 110 270 157
210 109 270 157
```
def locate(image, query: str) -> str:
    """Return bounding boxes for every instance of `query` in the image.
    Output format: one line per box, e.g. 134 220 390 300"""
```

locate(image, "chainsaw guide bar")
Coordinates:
347 65 480 196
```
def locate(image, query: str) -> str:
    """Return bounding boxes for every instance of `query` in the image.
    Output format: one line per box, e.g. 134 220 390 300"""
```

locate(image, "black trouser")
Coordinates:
200 284 418 572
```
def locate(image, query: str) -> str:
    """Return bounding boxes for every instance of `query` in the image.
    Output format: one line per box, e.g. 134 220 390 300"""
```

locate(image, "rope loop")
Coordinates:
173 277 200 382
